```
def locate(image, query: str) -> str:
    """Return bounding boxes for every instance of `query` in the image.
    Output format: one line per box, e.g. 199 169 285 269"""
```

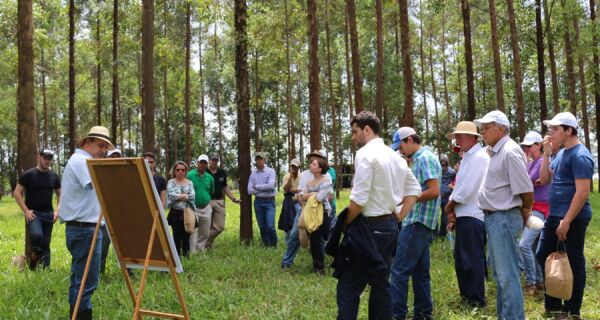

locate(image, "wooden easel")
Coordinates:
72 158 190 319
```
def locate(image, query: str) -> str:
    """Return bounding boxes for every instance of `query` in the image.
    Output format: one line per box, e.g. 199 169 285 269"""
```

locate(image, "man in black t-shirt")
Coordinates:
143 152 167 207
14 149 61 269
206 155 241 248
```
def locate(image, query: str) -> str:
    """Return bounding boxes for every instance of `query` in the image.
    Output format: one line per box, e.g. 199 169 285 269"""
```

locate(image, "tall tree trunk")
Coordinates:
346 0 364 113
235 0 252 243
456 32 465 118
307 0 321 151
18 0 39 262
41 48 48 148
399 0 414 126
545 0 560 113
375 0 384 121
184 2 191 165
574 18 590 151
419 0 428 140
535 0 548 135
96 3 102 125
429 34 441 155
68 0 76 154
214 26 224 165
324 0 339 197
506 0 526 139
162 0 169 175
284 0 295 161
461 0 475 120
142 0 155 153
112 0 119 144
561 0 577 115
589 0 600 192
488 0 505 111
199 24 206 138
441 8 452 125
297 72 304 158
254 49 261 151
344 9 353 119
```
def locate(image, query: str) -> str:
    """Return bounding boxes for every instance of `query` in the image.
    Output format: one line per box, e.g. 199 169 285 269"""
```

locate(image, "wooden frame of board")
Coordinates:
72 157 189 320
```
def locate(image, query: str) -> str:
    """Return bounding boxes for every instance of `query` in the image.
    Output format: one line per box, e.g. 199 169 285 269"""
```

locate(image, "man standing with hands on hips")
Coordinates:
475 110 533 320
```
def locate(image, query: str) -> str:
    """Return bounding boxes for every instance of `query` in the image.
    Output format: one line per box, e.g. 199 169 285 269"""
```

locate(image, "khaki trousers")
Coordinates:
206 199 226 248
190 204 212 253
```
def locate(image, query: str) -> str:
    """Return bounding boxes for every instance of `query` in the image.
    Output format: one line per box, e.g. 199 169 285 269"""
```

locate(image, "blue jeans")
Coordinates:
390 222 434 319
536 216 590 316
281 203 302 267
454 217 486 307
336 218 397 320
66 225 103 311
27 211 55 268
518 210 545 284
485 208 525 320
254 198 277 247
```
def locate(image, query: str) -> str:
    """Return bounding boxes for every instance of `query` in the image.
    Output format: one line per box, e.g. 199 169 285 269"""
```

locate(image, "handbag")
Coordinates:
544 241 573 300
297 209 309 249
183 207 196 234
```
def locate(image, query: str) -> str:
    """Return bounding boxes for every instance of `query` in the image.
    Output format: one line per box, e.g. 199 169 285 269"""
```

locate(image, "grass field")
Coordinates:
0 190 598 319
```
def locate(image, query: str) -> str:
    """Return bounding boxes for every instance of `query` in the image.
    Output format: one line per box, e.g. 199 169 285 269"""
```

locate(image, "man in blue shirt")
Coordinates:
58 126 113 320
247 152 277 247
537 112 593 320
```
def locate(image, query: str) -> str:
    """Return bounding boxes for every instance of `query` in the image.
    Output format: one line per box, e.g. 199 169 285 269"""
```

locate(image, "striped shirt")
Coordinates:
402 146 442 230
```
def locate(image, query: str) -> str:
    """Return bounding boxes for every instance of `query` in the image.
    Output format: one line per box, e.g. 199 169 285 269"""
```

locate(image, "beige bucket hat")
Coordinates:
446 121 481 139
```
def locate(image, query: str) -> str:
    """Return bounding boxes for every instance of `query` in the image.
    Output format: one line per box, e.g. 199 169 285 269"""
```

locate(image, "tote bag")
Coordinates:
544 242 573 300
183 207 196 234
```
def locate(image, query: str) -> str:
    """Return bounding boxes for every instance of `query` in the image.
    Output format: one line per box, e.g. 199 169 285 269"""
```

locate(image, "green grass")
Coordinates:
0 191 598 319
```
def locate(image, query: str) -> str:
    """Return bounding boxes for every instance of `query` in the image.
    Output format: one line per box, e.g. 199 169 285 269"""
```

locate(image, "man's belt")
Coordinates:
365 213 394 222
66 221 97 228
483 206 520 215
255 196 275 201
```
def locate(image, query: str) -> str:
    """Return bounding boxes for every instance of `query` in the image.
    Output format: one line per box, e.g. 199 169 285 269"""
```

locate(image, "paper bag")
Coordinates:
545 250 573 300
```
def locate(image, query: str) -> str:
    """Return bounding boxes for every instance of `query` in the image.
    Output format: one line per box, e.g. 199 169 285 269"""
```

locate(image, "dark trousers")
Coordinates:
454 216 486 307
336 218 397 320
100 224 111 273
171 220 190 257
439 200 449 237
27 211 54 268
309 211 329 271
536 216 590 316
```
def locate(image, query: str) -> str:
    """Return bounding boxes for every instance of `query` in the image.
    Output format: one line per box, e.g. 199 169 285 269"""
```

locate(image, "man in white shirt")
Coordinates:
444 121 490 308
336 111 421 319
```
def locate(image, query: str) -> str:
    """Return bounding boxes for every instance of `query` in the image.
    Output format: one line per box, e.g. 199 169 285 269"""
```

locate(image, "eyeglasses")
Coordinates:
175 168 186 172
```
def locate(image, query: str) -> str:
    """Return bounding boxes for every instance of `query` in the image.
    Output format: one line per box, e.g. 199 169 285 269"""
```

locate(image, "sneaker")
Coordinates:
553 312 569 320
281 264 291 270
525 283 537 295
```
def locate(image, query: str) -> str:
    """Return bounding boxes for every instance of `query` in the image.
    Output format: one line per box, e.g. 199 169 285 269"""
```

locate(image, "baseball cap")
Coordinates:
520 131 543 146
197 154 209 163
39 149 55 158
290 159 301 167
107 149 122 157
474 110 510 128
210 154 220 161
254 152 267 160
390 127 417 151
542 112 578 129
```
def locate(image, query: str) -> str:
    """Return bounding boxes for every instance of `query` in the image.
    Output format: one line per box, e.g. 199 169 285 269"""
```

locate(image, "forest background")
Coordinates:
3 0 600 242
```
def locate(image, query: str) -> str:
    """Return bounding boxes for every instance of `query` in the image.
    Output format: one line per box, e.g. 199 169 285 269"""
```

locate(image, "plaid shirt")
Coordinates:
402 146 442 230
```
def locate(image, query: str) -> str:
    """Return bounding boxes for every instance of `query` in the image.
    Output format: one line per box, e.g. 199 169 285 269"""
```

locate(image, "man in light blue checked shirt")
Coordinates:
247 152 277 247
389 126 442 320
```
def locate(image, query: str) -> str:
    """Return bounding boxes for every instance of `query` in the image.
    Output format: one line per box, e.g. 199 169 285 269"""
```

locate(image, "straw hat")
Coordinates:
446 121 481 139
80 126 114 150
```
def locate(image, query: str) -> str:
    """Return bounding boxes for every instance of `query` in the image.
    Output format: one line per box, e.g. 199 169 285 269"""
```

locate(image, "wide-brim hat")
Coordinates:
306 149 327 160
80 126 114 150
446 121 481 139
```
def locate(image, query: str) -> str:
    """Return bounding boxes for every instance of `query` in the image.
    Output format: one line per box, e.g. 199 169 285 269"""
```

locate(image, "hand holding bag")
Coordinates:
183 207 196 234
545 241 573 300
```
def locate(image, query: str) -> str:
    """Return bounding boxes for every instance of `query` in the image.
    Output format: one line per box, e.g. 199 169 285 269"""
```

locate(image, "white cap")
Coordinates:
520 131 543 146
543 112 578 129
197 154 209 162
390 127 417 150
107 149 122 157
474 110 510 128
290 158 301 167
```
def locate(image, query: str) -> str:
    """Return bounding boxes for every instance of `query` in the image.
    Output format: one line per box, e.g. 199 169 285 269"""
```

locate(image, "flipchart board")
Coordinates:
86 157 183 272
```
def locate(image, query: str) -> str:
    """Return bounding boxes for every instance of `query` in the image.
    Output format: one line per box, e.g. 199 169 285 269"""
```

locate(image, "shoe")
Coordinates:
536 282 545 291
553 312 569 320
525 283 536 295
281 264 291 270
314 268 325 276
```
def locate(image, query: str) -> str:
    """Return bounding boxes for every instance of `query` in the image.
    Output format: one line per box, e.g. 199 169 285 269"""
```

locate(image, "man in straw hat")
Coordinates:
58 126 113 320
537 112 593 320
475 110 533 320
444 121 489 308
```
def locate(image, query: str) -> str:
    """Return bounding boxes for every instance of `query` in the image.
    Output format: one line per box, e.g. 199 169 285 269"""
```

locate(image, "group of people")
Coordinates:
13 107 593 320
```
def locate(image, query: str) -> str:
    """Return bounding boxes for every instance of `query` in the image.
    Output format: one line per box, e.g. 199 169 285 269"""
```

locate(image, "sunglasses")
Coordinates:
175 168 187 172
